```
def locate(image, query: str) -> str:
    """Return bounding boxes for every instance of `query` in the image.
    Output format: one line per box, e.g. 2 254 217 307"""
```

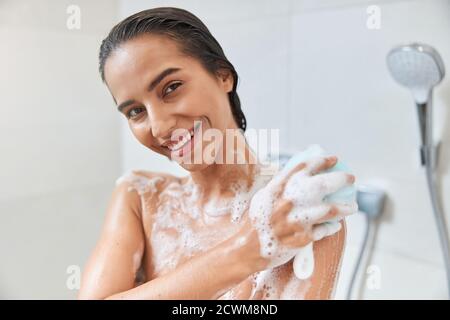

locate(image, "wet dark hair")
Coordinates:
99 7 247 131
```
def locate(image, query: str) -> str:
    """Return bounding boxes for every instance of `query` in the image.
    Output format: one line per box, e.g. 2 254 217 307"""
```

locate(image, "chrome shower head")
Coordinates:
387 43 445 104
386 43 446 166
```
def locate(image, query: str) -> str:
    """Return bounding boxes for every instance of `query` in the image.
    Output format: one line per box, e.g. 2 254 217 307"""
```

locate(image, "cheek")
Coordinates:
192 94 230 129
184 82 226 116
129 123 154 148
209 102 231 132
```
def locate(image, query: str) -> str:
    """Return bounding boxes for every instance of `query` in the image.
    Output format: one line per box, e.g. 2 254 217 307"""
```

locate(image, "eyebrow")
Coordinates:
117 67 182 113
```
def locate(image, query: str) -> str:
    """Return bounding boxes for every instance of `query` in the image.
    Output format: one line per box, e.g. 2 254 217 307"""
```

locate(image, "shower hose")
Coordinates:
346 156 450 299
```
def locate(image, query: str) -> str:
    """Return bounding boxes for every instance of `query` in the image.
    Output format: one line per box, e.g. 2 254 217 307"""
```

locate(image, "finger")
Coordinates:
275 156 337 199
270 161 308 196
267 158 306 190
287 205 329 225
271 201 297 237
271 156 337 200
272 155 330 189
272 203 300 237
305 155 338 175
286 202 357 226
271 199 294 223
310 171 355 196
274 222 303 238
312 221 342 241
284 155 337 180
280 230 313 248
314 202 358 224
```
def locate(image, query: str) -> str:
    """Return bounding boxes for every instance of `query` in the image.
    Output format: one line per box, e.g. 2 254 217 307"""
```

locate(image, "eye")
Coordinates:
126 107 145 119
163 81 182 97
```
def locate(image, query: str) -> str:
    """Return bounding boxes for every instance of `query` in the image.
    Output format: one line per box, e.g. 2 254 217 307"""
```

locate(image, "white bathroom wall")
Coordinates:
118 0 450 299
0 0 120 298
287 0 450 300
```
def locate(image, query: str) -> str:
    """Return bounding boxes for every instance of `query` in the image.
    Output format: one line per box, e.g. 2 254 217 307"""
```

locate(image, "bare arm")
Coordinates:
244 220 347 300
78 180 266 300
304 219 346 299
79 154 354 299
78 179 146 299
107 222 263 300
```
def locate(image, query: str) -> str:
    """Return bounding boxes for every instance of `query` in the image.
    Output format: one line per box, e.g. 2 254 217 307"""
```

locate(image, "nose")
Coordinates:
146 104 176 140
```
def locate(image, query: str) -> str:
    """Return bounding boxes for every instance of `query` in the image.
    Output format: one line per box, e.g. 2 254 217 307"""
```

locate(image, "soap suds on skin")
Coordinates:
248 145 357 280
119 168 272 278
116 170 165 196
114 145 354 298
280 274 312 300
249 269 281 299
221 290 236 300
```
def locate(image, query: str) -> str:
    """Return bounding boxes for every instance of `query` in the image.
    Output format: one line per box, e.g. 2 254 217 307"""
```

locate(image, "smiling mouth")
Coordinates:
164 120 202 152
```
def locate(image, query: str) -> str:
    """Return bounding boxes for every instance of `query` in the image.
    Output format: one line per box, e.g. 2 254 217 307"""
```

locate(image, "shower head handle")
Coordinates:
387 42 445 167
387 42 445 104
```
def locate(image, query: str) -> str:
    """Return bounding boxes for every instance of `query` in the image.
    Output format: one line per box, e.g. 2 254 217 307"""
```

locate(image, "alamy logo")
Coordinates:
66 5 81 30
366 5 381 30
66 265 81 290
366 264 381 290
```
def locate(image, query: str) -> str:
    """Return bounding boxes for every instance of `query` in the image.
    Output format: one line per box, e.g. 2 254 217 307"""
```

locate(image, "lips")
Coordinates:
163 121 202 152
167 129 192 151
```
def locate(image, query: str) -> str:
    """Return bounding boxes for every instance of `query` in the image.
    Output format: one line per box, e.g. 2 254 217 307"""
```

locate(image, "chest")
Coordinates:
142 180 253 277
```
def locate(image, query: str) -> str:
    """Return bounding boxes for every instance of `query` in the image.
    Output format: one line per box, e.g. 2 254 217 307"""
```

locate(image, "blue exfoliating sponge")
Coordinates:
282 144 356 205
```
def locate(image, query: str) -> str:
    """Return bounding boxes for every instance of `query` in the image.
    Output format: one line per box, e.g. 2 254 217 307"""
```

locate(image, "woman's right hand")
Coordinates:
240 155 357 272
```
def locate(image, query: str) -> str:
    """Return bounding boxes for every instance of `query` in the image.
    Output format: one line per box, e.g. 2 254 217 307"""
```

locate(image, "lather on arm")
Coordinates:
78 180 265 300
302 220 346 299
79 156 354 299
245 220 347 300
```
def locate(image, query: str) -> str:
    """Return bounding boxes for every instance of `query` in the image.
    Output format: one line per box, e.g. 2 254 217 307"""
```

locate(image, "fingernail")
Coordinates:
348 174 355 183
327 156 337 162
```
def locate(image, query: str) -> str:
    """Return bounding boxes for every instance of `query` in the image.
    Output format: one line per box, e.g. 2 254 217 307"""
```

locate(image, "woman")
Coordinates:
78 7 356 300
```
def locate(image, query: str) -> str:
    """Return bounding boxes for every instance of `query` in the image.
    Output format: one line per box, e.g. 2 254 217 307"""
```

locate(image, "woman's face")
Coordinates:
104 34 237 171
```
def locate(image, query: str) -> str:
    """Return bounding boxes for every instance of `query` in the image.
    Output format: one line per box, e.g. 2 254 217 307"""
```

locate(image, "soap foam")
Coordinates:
203 173 273 224
249 267 313 299
283 145 356 280
312 220 342 241
221 290 236 300
248 157 328 269
115 171 165 196
249 269 281 299
149 173 271 276
249 145 357 281
280 274 312 300
114 166 276 278
115 159 348 297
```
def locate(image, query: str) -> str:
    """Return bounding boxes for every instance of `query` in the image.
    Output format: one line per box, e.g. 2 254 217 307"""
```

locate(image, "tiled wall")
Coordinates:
0 0 120 298
119 0 450 299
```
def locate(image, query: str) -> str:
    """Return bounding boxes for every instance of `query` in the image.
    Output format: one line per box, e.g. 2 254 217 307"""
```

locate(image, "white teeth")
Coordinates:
168 131 192 151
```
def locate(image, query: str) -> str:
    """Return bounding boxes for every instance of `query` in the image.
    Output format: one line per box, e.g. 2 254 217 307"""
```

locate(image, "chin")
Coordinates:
170 133 224 172
172 147 218 172
178 162 212 172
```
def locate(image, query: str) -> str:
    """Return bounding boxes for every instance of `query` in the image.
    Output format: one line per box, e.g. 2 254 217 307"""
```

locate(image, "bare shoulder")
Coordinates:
115 169 180 194
113 170 183 214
